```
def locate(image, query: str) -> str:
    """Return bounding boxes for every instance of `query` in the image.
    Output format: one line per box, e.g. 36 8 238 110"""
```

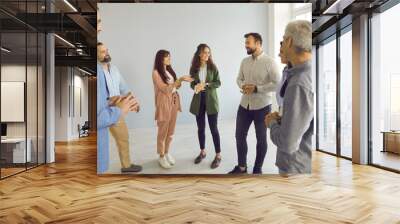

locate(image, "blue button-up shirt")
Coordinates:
103 63 130 97
268 60 314 174
97 63 121 173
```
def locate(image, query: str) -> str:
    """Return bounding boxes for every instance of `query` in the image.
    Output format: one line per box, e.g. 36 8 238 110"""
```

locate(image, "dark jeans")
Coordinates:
196 92 221 153
235 104 271 169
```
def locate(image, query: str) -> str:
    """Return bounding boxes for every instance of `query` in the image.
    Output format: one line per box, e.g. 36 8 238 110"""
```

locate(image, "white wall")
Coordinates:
54 67 89 141
1 65 27 140
272 4 292 66
1 65 39 137
99 3 296 129
1 64 46 164
269 4 312 73
72 73 89 138
55 67 69 141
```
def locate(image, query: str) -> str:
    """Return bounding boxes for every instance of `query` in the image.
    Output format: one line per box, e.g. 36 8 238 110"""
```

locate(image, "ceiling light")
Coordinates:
63 0 78 12
323 0 354 15
54 34 75 48
78 67 93 76
1 47 11 53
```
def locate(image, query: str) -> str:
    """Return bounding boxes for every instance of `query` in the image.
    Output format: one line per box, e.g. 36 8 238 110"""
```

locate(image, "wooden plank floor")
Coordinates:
1 135 400 224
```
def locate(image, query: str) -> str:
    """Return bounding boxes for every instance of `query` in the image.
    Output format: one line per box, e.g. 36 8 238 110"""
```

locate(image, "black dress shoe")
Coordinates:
228 165 247 174
253 167 262 174
194 153 206 164
210 156 221 169
121 164 142 173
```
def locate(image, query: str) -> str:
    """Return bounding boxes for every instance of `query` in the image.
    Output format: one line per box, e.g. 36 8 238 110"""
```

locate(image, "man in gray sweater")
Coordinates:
265 20 314 176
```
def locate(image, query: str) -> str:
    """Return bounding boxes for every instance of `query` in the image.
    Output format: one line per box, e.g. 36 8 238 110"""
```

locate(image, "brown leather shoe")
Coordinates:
194 153 206 164
211 156 221 169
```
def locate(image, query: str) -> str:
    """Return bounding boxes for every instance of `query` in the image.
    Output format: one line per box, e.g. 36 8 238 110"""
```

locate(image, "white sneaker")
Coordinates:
158 156 172 169
165 153 175 166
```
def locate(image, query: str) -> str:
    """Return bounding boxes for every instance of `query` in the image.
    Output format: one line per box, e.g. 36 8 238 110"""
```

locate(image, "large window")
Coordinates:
317 36 337 154
316 24 353 159
370 2 400 171
340 27 352 158
0 1 46 179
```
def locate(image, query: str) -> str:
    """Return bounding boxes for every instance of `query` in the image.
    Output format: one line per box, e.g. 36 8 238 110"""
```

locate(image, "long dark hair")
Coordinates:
190 44 217 77
154 49 177 84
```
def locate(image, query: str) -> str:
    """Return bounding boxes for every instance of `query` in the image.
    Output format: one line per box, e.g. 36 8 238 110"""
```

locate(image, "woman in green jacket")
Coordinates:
189 44 222 169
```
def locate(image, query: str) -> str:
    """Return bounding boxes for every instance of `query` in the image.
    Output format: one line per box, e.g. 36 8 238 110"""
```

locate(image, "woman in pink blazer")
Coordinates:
152 50 193 169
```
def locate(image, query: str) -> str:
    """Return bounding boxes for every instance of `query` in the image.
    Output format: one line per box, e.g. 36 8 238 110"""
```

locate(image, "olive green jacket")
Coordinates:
189 68 221 116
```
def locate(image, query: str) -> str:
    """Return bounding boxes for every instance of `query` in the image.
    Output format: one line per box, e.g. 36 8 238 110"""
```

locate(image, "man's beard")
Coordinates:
101 55 112 63
246 48 255 55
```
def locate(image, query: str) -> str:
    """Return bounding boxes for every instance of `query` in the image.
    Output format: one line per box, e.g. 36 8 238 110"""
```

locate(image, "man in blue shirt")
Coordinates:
97 42 142 173
265 20 314 176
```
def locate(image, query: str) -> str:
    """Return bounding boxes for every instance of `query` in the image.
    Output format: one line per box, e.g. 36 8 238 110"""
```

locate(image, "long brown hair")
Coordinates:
190 44 217 77
154 50 177 84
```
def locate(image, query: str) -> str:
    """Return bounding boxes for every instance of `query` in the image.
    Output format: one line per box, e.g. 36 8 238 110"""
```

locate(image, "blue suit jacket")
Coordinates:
97 63 121 173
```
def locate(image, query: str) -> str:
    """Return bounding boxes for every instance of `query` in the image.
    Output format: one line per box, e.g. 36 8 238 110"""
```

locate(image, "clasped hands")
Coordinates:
108 92 140 116
264 111 281 127
241 84 257 95
108 76 194 116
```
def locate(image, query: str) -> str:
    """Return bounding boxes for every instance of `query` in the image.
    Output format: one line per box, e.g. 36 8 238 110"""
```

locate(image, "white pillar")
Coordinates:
45 1 56 163
352 14 369 164
46 33 55 163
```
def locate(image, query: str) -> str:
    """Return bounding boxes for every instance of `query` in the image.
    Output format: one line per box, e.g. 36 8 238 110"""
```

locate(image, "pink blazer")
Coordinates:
152 70 182 122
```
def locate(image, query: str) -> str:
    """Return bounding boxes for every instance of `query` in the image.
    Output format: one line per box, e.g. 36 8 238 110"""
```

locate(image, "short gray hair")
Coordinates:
284 20 312 53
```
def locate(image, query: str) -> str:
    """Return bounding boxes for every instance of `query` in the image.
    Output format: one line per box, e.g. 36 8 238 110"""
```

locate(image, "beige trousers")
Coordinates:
157 108 178 155
109 118 131 168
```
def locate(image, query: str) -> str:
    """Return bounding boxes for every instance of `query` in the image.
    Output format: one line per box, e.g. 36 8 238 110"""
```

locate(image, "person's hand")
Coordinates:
179 75 194 83
126 95 139 114
130 104 140 113
174 80 182 89
122 92 140 112
128 97 140 113
265 112 280 127
194 84 200 94
116 95 139 116
241 84 249 94
108 95 122 106
242 84 256 95
195 82 206 94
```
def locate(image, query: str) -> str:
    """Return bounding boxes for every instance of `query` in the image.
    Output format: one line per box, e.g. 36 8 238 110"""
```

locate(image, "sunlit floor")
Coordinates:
106 119 280 174
372 150 400 171
0 163 43 179
0 167 25 178
1 134 400 223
